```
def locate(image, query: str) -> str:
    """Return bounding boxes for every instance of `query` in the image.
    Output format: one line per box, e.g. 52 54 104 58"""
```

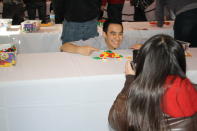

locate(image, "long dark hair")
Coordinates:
127 34 186 131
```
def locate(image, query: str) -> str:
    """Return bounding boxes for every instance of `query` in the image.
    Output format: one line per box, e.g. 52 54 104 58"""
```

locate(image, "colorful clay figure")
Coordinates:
93 50 123 60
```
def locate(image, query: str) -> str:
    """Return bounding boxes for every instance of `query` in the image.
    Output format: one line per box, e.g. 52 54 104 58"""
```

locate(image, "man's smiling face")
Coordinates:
103 23 123 50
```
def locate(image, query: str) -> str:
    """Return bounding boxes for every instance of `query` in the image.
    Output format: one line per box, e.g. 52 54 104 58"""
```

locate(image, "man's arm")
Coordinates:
60 43 99 56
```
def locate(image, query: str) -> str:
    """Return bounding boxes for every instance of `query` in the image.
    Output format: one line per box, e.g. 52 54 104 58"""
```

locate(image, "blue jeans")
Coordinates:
61 19 99 44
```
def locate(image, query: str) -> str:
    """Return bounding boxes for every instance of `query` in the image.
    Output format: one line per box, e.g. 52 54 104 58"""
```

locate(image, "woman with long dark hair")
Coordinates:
108 34 197 131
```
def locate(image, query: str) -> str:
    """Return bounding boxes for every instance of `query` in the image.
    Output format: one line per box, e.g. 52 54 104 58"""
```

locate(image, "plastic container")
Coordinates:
50 11 55 24
0 44 17 67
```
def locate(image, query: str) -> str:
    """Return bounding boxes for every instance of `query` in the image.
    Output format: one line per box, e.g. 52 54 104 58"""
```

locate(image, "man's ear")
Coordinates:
103 32 107 38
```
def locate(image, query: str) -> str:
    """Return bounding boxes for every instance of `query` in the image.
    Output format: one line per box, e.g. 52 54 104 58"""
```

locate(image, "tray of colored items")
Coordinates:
93 50 123 60
0 44 17 67
40 22 54 27
21 20 41 33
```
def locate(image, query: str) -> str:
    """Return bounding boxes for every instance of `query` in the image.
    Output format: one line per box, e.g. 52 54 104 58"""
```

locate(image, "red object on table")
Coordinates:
149 21 170 25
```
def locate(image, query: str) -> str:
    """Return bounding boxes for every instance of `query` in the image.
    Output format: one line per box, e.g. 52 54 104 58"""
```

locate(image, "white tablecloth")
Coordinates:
0 21 174 54
0 49 196 131
15 24 62 54
123 21 174 38
0 24 62 53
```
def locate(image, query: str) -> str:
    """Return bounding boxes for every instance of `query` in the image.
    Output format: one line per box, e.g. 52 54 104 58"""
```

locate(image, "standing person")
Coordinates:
2 0 25 25
108 34 197 131
49 0 53 13
51 0 63 24
130 0 147 21
101 0 125 21
24 0 47 23
53 0 101 44
156 0 197 47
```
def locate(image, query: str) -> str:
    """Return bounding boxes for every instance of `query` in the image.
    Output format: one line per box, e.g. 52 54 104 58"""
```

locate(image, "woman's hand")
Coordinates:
125 60 135 75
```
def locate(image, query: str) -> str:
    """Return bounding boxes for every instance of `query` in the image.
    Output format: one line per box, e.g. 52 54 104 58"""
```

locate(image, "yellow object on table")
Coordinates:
40 22 53 27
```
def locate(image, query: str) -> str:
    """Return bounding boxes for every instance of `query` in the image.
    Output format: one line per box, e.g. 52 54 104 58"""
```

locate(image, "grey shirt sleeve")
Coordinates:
119 35 147 49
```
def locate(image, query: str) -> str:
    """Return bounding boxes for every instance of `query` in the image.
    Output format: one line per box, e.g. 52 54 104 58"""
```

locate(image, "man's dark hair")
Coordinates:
103 20 123 33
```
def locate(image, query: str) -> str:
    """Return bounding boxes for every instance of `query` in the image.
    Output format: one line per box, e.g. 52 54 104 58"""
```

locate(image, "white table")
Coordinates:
1 22 174 54
0 49 196 131
0 24 62 53
14 24 62 54
123 21 174 38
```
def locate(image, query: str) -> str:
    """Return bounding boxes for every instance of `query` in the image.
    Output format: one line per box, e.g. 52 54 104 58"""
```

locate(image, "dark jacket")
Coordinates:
108 75 197 131
53 0 101 23
23 0 46 3
3 0 23 4
101 0 125 6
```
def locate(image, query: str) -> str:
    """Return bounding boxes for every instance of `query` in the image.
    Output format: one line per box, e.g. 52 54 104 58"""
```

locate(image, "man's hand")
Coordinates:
130 44 143 50
60 43 99 56
78 46 100 56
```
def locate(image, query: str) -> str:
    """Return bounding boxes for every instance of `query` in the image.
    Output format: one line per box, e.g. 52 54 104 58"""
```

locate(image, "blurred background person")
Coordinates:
53 0 101 44
156 0 197 47
101 0 125 21
2 0 25 25
24 0 47 23
49 0 53 13
51 0 63 24
130 0 147 21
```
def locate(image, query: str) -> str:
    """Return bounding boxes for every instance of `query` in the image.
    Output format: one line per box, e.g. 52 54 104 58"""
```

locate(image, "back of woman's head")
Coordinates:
135 34 186 79
127 34 186 131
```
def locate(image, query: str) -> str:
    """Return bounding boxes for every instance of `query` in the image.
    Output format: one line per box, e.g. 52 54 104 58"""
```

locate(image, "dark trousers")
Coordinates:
107 4 124 21
26 2 47 23
51 0 64 23
98 10 104 20
2 3 24 25
133 6 147 21
174 8 197 47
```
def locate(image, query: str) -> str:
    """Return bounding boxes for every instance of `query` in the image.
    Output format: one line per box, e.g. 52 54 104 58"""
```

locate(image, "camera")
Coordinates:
132 49 139 63
130 49 139 71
